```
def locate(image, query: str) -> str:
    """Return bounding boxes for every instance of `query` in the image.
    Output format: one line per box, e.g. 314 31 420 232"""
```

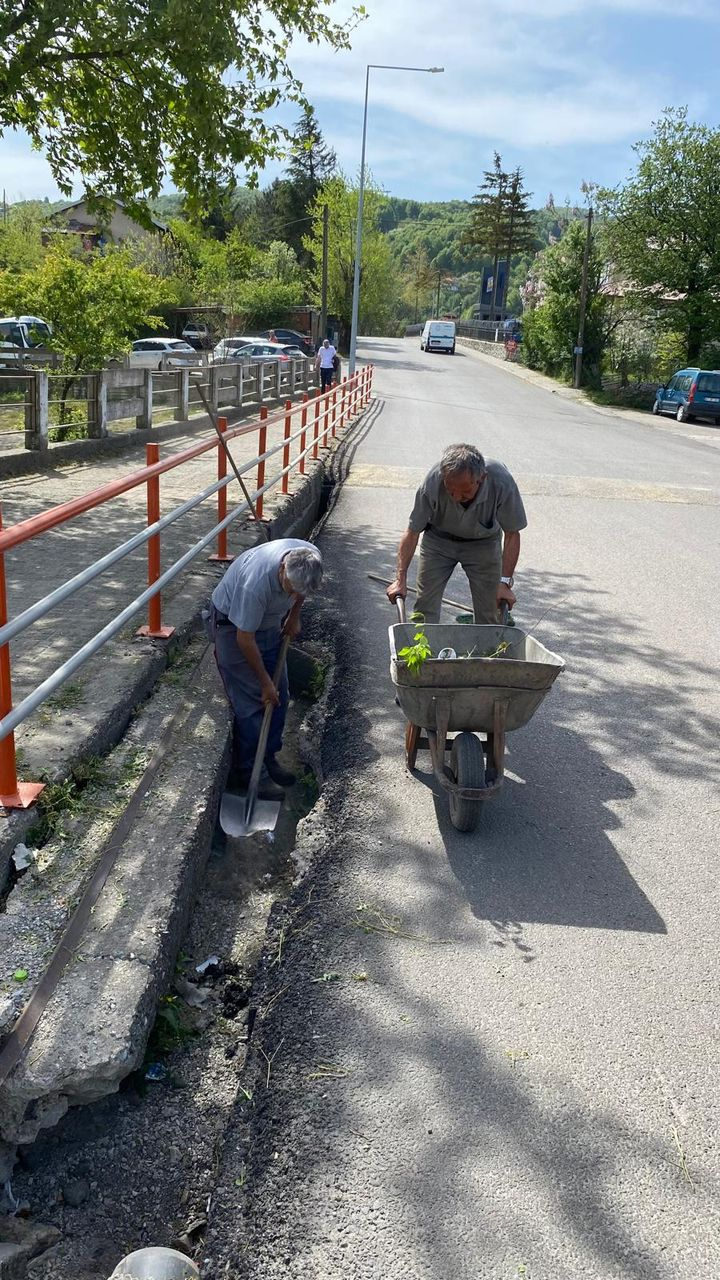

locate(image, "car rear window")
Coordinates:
696 373 720 393
430 324 455 336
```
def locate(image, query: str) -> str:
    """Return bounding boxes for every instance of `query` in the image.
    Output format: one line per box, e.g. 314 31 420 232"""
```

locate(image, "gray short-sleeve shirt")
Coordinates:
211 538 318 632
408 461 527 540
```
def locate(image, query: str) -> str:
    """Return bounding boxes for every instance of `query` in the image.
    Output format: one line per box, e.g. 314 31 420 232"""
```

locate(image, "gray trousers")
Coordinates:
414 529 502 624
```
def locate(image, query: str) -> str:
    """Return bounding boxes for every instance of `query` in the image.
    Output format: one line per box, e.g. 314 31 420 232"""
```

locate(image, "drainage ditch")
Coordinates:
5 636 334 1280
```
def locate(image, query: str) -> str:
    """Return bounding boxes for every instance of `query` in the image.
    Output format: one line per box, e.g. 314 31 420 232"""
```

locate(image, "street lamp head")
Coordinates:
428 67 444 73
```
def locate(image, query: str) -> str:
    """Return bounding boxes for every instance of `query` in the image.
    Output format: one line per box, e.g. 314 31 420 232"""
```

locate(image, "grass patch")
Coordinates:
586 386 654 412
148 994 197 1057
303 660 329 701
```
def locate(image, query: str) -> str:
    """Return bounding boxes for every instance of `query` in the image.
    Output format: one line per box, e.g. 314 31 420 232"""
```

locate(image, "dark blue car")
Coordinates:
653 367 720 424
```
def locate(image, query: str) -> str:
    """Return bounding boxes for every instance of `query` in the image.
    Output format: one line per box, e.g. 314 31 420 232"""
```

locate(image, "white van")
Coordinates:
421 319 456 354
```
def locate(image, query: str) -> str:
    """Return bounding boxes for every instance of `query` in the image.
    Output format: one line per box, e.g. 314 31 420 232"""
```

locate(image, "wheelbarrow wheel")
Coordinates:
448 732 485 832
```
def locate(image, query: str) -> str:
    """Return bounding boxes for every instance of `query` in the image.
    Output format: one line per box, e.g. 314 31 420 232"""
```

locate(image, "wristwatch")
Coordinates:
500 576 514 587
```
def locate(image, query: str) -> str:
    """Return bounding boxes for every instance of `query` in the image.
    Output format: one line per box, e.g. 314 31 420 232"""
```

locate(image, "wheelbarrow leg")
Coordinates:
491 699 508 780
405 722 420 770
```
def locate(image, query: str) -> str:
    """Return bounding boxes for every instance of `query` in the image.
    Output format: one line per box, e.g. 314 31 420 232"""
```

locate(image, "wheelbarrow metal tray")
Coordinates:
389 623 564 734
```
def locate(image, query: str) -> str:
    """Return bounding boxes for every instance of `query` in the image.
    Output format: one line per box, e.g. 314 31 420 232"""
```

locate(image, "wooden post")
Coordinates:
178 368 190 421
136 443 174 638
282 400 292 494
209 416 234 563
256 406 268 518
25 369 49 452
88 370 109 439
137 368 153 430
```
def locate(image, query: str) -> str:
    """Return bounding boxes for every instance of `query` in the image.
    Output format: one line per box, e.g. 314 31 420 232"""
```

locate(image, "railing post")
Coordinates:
209 415 234 564
313 389 321 460
258 363 265 407
340 376 348 428
137 368 153 430
0 509 44 808
282 400 292 495
136 443 174 639
256 406 268 519
24 369 49 453
178 368 190 421
302 359 310 392
236 362 244 413
331 385 338 438
299 393 308 475
322 386 331 448
273 362 281 403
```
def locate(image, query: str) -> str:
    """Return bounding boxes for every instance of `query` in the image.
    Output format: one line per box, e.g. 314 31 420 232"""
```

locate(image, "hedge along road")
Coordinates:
208 337 720 1280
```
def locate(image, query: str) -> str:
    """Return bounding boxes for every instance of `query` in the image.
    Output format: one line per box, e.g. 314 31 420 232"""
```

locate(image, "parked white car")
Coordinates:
128 338 198 369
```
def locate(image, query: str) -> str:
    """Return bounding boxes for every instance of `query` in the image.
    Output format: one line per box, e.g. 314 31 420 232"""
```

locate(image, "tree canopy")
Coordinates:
522 218 608 387
305 175 397 337
0 242 168 369
600 107 720 364
0 0 360 217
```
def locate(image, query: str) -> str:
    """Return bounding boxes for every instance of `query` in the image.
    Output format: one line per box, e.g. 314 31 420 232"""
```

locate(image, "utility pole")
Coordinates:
320 203 329 342
573 205 593 390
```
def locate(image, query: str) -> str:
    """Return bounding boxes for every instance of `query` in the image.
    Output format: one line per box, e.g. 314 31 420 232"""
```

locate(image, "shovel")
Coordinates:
219 634 291 838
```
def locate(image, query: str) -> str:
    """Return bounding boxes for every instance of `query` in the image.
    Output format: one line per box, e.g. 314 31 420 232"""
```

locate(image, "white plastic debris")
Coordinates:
437 647 457 661
109 1247 200 1280
12 844 34 871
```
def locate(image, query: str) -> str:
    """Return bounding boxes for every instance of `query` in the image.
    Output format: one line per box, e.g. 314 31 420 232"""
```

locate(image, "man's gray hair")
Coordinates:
440 443 486 479
284 548 323 595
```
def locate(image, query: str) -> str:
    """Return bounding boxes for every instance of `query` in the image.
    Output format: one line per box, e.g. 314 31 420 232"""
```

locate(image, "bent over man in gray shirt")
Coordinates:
386 443 527 623
209 538 323 801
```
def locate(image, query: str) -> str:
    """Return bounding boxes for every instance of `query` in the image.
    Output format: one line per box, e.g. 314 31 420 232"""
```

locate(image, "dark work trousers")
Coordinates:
320 367 334 390
209 604 289 774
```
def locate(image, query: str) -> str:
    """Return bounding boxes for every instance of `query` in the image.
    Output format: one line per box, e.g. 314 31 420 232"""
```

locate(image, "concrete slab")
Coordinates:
0 644 230 1158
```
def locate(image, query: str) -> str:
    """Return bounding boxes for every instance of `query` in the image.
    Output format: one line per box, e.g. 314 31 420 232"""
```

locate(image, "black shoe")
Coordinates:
265 755 297 788
236 769 284 802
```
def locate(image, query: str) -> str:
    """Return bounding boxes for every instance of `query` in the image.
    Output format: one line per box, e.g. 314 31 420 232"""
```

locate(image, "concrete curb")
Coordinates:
0 644 231 1170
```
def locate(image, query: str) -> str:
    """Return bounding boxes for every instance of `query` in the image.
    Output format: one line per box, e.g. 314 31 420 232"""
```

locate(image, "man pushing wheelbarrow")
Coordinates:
386 443 527 624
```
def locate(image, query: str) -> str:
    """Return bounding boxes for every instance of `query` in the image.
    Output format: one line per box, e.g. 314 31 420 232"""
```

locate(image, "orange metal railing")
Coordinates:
0 364 374 808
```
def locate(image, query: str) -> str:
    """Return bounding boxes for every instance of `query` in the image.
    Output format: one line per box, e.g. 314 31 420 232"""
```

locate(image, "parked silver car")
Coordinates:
211 339 306 366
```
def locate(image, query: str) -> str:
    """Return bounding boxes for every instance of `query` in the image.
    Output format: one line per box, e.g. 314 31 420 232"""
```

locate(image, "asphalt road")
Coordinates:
210 338 720 1280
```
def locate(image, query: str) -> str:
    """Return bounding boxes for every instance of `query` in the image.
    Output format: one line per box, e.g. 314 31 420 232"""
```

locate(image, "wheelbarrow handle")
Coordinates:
500 603 509 626
395 597 407 624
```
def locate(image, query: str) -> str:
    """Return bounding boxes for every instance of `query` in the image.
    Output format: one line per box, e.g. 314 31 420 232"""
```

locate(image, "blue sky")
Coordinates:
1 0 718 207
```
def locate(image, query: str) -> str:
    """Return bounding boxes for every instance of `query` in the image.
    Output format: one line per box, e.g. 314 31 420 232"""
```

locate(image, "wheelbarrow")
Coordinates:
389 600 565 832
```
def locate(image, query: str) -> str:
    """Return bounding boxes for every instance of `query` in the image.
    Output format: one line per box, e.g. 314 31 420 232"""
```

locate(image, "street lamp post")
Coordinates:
348 63 444 376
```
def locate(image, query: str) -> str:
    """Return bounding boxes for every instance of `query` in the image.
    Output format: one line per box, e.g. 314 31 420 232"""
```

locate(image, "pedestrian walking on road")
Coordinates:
208 540 323 799
316 338 337 392
386 443 526 623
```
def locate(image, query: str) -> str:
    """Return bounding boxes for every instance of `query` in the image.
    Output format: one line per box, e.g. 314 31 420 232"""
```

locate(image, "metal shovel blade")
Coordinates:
219 790 282 838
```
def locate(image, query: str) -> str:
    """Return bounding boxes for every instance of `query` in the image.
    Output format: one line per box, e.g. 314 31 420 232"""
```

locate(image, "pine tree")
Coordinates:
499 168 535 320
287 106 337 191
463 152 509 318
262 108 337 267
